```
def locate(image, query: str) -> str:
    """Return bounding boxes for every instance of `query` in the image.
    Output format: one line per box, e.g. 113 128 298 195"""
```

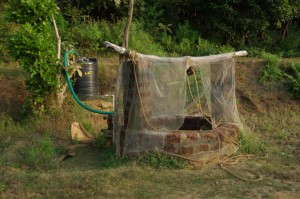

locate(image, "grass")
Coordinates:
1 58 300 198
0 113 26 141
0 62 26 80
135 152 187 170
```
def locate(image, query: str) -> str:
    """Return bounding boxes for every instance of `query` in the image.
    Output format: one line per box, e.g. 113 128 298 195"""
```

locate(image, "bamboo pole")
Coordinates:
103 41 248 58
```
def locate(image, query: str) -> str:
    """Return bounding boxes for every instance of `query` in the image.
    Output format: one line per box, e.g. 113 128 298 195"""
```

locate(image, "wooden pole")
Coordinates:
52 15 67 107
104 41 248 58
122 0 134 48
52 16 61 60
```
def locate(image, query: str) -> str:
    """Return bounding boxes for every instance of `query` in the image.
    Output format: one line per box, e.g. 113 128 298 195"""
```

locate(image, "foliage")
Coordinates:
129 22 167 56
137 152 187 170
135 0 300 57
0 182 6 192
278 23 300 57
282 62 300 99
98 19 125 45
65 54 83 78
0 2 10 63
259 51 300 99
5 0 61 113
196 37 235 56
58 0 126 22
260 52 282 81
5 0 58 26
66 17 102 56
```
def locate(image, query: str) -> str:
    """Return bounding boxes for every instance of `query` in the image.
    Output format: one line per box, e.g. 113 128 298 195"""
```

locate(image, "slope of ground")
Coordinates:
0 58 299 198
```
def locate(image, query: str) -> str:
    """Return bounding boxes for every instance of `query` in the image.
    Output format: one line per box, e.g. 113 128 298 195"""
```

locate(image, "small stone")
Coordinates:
100 101 113 109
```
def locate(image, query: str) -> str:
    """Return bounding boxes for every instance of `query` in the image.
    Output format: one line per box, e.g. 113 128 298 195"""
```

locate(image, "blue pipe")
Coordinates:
63 50 114 115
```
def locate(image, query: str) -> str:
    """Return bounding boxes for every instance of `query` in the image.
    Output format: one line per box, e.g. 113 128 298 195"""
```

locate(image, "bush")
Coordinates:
4 0 58 25
9 23 59 112
260 52 282 81
278 23 300 57
0 2 10 63
196 37 234 56
98 20 125 46
5 0 61 113
282 62 300 100
129 22 167 56
66 17 102 56
259 51 300 100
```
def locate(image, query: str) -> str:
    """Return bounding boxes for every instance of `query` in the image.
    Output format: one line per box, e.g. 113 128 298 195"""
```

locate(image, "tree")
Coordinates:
5 0 62 113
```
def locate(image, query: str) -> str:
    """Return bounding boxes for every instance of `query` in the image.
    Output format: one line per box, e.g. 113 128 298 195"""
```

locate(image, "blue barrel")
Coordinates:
74 58 99 100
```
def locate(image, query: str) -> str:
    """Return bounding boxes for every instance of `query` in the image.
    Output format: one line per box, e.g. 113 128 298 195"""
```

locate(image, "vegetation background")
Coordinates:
0 0 299 198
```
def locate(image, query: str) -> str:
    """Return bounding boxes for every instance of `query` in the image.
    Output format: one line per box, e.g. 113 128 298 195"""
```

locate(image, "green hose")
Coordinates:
63 50 114 115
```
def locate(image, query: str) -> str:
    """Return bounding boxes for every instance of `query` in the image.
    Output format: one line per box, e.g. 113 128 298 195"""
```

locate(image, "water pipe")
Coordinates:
63 49 114 115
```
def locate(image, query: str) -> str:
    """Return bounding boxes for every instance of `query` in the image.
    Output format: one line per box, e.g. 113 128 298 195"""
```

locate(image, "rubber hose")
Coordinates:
63 50 114 115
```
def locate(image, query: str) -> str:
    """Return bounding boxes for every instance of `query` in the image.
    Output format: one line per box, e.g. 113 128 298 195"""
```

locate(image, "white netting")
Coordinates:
113 53 241 154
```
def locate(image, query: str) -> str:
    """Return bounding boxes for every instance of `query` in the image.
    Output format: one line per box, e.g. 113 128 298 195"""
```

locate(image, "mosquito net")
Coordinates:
113 52 241 155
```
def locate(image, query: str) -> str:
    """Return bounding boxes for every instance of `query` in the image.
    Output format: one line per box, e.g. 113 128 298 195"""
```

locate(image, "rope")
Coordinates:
129 51 161 131
185 66 266 182
127 53 266 182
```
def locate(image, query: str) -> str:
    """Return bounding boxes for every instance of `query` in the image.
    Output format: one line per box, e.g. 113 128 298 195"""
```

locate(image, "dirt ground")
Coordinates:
0 58 299 198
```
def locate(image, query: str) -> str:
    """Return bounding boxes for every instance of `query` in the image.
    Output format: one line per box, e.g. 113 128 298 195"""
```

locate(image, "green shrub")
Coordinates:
0 182 6 192
168 22 198 55
5 0 58 26
175 22 198 44
5 0 61 113
0 2 10 63
246 47 266 57
160 32 173 54
260 52 283 81
196 37 235 56
174 38 195 56
259 52 300 100
66 17 102 56
9 23 59 112
98 20 124 46
129 22 167 56
282 62 300 99
278 24 300 57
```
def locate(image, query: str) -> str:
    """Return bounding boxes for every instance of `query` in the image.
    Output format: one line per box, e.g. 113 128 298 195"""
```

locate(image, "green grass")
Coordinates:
136 152 187 170
238 127 267 154
0 113 26 141
1 58 300 198
17 133 60 169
